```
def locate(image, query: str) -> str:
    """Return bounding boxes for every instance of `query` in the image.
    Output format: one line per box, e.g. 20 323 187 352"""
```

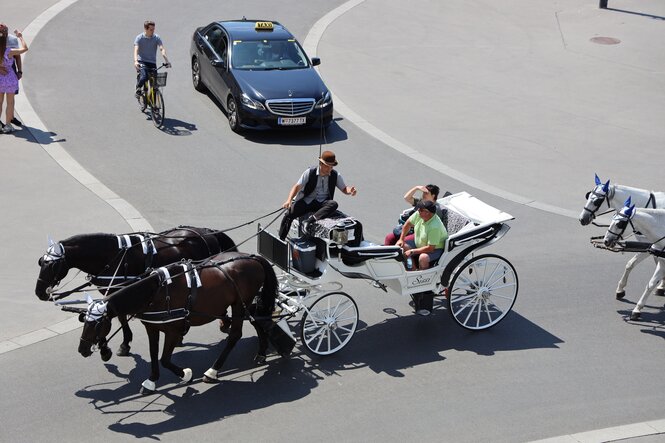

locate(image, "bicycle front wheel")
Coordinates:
137 90 146 112
151 89 165 128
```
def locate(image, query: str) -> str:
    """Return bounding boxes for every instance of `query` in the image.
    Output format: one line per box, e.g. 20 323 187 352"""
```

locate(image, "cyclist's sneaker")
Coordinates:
11 117 22 127
2 123 15 134
135 88 142 99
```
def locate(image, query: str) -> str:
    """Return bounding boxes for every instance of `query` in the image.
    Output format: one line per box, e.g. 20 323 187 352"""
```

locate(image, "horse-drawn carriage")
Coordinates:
38 193 518 393
257 191 519 356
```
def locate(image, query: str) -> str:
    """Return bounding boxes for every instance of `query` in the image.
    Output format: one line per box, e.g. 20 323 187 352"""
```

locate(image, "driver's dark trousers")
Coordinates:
279 199 338 240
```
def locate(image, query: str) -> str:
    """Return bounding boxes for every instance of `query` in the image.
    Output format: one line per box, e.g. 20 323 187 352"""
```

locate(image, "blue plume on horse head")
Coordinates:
602 180 609 193
594 174 601 186
623 196 632 208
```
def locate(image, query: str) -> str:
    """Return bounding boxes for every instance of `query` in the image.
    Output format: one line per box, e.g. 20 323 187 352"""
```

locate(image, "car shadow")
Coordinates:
204 90 347 145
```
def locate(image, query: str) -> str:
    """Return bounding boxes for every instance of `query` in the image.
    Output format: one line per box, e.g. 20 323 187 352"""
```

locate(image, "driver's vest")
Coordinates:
302 166 338 201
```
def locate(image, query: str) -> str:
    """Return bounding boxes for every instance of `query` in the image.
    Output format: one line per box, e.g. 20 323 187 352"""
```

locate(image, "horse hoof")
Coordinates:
181 368 193 383
203 368 218 383
219 321 230 334
140 379 156 395
100 347 113 362
254 354 267 365
203 375 219 384
116 344 131 357
630 312 641 321
656 289 665 297
175 337 184 347
616 291 626 300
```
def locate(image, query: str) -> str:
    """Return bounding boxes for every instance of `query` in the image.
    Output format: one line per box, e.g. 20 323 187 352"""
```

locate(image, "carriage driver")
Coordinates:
279 150 357 240
396 200 448 270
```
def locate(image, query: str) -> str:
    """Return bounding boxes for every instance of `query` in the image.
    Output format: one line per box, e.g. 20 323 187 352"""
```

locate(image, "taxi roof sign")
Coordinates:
255 21 273 31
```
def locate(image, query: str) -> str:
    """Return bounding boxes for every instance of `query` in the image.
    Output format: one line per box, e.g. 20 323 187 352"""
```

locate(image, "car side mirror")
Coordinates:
211 59 226 69
311 57 321 67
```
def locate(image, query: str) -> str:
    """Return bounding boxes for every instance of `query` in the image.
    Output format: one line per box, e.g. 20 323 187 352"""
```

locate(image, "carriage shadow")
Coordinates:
76 338 319 439
310 305 563 378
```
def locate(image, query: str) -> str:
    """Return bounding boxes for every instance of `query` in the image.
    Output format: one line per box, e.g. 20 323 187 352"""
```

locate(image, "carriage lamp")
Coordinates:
331 229 348 245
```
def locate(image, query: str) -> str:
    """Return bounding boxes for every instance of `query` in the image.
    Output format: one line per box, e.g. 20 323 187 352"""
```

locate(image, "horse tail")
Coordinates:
213 231 238 253
256 256 277 315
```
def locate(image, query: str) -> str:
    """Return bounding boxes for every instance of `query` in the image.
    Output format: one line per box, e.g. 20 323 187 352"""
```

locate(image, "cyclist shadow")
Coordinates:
158 117 197 136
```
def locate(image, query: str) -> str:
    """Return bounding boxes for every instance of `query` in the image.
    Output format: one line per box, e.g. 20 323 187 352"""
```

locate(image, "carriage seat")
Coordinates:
340 242 403 266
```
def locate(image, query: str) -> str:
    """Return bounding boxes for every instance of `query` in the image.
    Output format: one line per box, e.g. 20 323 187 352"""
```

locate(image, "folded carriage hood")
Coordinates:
233 68 329 100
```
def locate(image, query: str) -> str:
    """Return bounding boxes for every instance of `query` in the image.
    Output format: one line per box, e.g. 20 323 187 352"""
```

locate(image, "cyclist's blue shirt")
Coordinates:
134 33 163 64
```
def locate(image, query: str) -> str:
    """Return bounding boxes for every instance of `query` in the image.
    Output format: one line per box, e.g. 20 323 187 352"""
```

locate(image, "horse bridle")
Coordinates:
37 243 68 293
582 185 614 220
80 300 111 351
606 211 636 243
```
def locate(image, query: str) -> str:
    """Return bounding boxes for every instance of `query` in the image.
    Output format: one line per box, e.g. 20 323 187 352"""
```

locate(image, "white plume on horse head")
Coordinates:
85 293 108 322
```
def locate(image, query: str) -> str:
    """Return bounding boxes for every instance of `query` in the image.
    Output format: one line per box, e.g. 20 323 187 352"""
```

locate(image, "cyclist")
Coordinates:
134 20 171 98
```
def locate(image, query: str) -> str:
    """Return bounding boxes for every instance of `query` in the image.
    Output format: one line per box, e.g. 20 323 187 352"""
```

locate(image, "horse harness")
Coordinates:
137 255 266 332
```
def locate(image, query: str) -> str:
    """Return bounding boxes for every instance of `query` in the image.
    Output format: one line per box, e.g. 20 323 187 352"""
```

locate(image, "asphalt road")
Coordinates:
2 0 665 442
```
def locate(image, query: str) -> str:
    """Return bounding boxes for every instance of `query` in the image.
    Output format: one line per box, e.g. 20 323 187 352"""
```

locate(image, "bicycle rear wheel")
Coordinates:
151 89 165 128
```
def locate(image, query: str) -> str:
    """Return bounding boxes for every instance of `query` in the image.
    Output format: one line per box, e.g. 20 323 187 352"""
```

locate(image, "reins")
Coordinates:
49 208 286 301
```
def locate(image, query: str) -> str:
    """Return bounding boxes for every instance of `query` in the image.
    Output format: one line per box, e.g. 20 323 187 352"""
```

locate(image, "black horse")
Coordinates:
78 252 277 394
36 226 237 358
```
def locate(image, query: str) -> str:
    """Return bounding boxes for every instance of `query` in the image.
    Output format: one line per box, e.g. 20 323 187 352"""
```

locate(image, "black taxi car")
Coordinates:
190 19 333 132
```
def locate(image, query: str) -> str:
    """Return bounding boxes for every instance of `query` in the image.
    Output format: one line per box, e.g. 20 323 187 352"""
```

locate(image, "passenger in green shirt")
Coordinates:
396 200 448 270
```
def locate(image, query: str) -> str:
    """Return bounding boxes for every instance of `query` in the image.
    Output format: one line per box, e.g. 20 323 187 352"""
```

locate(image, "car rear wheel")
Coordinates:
192 57 206 93
227 96 241 133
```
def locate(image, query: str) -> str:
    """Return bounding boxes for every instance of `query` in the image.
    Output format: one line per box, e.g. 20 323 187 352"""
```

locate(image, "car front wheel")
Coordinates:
192 57 206 92
227 96 241 133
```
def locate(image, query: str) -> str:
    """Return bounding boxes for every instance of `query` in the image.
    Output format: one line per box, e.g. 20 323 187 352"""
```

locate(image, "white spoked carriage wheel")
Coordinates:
447 254 518 330
300 291 358 356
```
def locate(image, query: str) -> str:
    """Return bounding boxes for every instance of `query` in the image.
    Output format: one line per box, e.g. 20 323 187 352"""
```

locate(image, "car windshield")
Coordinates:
231 39 309 70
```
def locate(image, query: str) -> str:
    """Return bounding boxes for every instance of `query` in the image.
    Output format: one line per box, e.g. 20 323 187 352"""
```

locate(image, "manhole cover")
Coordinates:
590 36 621 45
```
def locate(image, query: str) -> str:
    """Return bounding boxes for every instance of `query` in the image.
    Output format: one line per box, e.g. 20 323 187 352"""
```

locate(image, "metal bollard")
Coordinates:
599 0 608 8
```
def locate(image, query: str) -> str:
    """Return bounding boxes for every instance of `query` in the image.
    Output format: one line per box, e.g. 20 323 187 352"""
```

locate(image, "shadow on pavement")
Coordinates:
310 304 563 378
75 338 319 439
607 8 665 21
159 117 197 136
203 89 348 145
14 125 66 144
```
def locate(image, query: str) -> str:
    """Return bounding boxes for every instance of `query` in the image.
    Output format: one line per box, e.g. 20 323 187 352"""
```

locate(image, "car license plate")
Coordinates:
278 117 306 126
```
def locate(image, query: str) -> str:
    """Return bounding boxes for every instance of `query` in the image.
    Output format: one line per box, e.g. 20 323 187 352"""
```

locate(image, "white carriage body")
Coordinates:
259 192 514 297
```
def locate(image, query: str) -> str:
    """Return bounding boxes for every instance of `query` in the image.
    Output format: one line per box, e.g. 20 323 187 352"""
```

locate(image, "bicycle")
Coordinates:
136 63 169 128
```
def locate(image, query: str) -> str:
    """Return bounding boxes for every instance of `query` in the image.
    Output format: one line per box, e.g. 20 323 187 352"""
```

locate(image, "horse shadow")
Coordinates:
309 302 563 378
76 338 319 439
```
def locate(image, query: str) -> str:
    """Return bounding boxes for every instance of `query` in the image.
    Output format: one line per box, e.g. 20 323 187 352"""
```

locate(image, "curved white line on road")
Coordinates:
0 0 152 356
303 0 578 220
16 0 153 233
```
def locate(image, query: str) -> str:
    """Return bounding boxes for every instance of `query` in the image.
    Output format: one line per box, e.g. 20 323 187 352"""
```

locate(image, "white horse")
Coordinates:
580 174 665 299
604 200 665 320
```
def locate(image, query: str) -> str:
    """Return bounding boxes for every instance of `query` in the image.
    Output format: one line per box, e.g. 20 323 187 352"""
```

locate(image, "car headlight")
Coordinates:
241 93 265 110
315 91 332 109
